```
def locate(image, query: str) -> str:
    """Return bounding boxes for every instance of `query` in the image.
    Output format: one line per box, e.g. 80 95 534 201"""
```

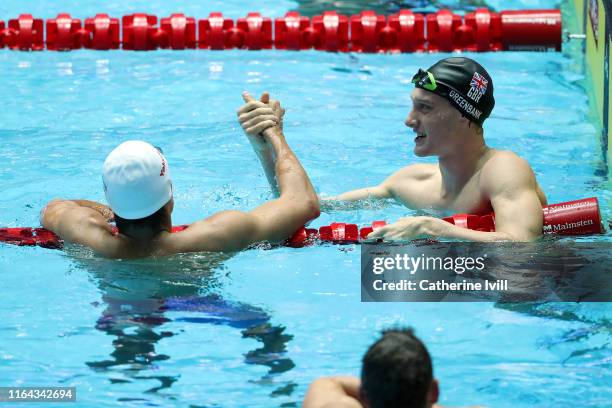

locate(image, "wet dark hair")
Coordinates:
114 204 170 240
361 328 433 408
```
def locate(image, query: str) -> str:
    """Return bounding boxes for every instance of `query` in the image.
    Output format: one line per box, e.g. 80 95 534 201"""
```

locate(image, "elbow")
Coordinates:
304 197 321 221
289 194 320 222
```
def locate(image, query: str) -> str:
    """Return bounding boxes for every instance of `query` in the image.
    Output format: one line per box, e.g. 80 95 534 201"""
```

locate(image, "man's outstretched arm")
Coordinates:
321 165 431 212
325 184 392 202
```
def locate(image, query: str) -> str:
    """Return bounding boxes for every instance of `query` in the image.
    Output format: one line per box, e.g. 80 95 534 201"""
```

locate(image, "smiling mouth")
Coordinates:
414 133 427 143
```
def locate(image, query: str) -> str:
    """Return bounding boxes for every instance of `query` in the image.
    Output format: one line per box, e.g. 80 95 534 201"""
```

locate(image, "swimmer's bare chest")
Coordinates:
392 168 490 214
391 164 546 215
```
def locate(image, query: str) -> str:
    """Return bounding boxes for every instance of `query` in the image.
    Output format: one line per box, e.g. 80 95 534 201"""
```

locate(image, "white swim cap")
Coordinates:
102 140 173 220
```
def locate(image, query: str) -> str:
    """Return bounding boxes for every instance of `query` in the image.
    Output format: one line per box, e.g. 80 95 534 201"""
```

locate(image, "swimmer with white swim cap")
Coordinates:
41 92 319 258
325 57 547 241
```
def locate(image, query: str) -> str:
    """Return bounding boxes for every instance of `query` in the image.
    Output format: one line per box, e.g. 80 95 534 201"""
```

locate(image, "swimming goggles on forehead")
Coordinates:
411 69 437 91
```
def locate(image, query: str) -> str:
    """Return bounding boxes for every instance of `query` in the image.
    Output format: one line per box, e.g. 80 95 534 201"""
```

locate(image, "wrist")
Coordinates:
425 217 448 236
262 126 282 139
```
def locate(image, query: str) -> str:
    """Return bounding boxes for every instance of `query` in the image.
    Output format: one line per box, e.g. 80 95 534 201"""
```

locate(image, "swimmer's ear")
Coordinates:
242 91 255 103
428 379 440 404
459 114 472 129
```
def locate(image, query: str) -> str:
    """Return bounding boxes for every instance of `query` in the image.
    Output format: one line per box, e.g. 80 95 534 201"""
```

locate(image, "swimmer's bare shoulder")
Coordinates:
41 199 135 258
479 149 547 206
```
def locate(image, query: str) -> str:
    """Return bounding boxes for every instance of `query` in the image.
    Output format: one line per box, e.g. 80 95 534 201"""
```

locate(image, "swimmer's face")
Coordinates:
405 88 464 157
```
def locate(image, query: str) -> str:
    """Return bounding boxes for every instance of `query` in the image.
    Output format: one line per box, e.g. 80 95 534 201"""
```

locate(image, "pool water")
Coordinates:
0 1 611 407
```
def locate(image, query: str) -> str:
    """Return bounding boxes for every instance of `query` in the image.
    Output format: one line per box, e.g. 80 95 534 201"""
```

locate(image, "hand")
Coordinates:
268 97 285 131
237 91 279 138
366 216 448 241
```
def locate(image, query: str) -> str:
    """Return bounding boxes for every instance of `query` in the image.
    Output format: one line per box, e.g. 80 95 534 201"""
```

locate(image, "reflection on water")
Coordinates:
65 246 297 400
497 302 612 368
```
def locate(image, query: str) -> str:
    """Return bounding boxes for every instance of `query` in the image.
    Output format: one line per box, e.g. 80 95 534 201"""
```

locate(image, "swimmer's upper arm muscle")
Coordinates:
177 197 316 252
41 199 121 257
174 211 259 253
482 153 543 241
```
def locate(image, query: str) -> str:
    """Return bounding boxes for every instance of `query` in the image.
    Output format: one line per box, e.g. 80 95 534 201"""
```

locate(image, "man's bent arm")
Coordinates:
303 376 363 408
481 153 543 241
239 92 319 241
180 127 319 253
41 199 126 257
247 125 320 242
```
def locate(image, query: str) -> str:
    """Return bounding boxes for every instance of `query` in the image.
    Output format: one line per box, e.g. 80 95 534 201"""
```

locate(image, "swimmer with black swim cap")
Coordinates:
325 56 548 242
412 57 495 125
40 92 319 258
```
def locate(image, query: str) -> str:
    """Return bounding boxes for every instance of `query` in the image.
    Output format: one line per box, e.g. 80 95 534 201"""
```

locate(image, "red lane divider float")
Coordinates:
501 10 562 51
159 13 197 50
85 14 120 50
274 11 312 50
122 13 158 50
0 198 604 250
237 12 273 50
198 12 235 50
6 14 44 50
46 13 86 51
313 11 349 52
386 10 425 53
350 11 386 53
0 8 561 52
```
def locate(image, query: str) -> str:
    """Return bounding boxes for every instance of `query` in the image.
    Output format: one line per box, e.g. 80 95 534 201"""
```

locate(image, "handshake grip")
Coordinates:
239 91 282 138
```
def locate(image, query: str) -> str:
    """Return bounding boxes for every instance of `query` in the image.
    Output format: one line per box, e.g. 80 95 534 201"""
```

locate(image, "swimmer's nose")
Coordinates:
405 113 417 129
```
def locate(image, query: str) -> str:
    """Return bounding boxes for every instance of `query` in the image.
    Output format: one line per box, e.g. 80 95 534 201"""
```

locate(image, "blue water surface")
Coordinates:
0 1 610 407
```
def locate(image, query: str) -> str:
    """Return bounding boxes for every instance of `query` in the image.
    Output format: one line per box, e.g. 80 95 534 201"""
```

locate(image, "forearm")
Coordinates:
264 127 318 209
249 138 280 197
327 186 387 202
430 219 524 242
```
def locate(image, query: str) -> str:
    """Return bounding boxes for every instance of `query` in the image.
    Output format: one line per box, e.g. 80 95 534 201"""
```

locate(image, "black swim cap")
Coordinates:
412 57 495 125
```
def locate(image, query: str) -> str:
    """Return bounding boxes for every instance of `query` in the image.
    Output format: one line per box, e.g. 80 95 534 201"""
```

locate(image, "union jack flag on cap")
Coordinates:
470 72 488 94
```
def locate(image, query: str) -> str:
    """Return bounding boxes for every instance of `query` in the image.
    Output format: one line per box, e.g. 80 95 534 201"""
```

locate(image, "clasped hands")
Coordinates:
237 91 284 149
